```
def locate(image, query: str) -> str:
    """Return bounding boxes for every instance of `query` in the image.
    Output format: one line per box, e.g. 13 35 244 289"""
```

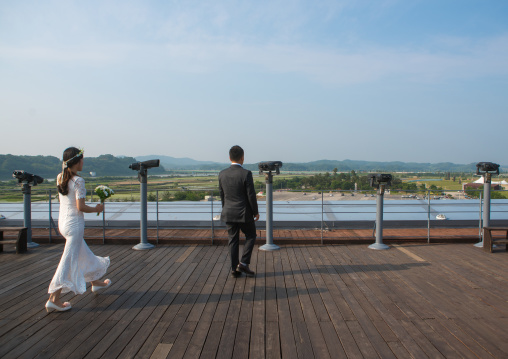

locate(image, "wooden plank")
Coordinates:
175 245 197 263
392 244 426 262
199 321 223 358
272 249 298 359
266 320 281 359
318 321 347 359
423 318 480 359
214 264 245 359
149 343 173 359
249 245 265 359
231 321 251 359
280 247 314 359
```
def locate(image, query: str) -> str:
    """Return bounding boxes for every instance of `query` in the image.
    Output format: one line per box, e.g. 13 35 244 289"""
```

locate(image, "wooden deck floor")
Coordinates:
0 242 507 358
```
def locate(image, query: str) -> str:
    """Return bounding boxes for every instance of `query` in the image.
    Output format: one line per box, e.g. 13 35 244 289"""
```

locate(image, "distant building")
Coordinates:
463 183 501 191
90 172 96 177
463 177 508 191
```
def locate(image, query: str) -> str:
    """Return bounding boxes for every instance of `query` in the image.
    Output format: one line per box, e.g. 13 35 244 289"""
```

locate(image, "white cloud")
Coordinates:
2 0 508 85
2 33 508 85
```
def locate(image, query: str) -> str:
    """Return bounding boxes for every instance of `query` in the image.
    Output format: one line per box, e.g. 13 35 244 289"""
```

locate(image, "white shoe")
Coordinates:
92 279 111 294
45 300 71 312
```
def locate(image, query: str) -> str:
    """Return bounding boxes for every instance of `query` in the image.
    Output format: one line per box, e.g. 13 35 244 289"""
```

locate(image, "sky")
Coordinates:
1 0 507 165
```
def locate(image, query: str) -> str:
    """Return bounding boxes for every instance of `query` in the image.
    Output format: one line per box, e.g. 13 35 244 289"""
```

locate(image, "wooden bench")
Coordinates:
0 227 28 254
483 227 508 253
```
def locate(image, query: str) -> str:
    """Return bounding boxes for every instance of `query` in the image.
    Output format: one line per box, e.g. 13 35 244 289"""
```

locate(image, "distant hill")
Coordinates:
0 154 166 180
1 154 505 181
276 159 483 173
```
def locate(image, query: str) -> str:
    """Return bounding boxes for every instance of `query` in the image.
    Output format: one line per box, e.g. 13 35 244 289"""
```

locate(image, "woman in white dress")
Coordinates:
46 147 111 312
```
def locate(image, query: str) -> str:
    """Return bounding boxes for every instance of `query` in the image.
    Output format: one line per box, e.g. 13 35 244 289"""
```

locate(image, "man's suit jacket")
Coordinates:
218 165 259 223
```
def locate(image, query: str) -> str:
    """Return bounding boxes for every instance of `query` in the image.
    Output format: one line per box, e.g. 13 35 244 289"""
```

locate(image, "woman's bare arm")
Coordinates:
77 198 104 213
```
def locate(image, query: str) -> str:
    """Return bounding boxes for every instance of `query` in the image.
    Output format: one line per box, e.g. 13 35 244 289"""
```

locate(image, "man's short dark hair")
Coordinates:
229 145 244 162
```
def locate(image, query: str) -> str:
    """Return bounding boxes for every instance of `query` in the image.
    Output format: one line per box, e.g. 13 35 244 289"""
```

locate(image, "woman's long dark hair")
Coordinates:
57 147 83 195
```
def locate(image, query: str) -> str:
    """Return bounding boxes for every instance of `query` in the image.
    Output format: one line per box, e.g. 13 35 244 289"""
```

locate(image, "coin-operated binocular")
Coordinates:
476 162 500 176
129 159 160 250
12 170 45 248
474 162 500 248
129 159 160 183
368 173 392 191
13 170 44 187
258 161 283 176
258 161 283 251
368 173 393 250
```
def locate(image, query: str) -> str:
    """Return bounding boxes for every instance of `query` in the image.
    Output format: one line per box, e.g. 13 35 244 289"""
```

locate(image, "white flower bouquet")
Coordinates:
95 185 115 216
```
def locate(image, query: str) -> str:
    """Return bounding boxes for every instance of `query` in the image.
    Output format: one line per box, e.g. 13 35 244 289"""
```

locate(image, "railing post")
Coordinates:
475 191 483 246
102 203 105 244
156 190 159 245
210 190 214 245
49 189 52 244
321 191 324 245
427 190 431 243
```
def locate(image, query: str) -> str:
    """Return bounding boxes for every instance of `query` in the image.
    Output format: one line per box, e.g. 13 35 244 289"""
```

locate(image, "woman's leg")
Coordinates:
49 288 62 303
90 279 110 287
48 288 70 307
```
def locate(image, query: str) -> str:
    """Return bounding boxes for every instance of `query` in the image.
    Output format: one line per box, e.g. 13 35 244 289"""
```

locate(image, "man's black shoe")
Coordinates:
237 263 255 276
231 270 242 278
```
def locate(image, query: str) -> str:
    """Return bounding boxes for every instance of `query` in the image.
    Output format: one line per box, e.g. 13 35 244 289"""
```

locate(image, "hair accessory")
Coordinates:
63 148 84 168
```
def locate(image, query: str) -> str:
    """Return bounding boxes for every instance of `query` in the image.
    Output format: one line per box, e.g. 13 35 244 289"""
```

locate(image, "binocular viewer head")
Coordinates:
258 161 283 175
13 170 44 186
129 159 160 171
368 173 392 188
476 162 500 175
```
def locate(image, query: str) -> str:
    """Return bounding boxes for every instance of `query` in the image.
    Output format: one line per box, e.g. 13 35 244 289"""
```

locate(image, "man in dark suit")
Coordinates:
219 145 259 277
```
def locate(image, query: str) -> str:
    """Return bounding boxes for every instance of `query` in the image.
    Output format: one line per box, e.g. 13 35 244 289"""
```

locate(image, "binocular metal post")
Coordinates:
258 161 283 252
474 173 492 248
474 162 500 248
129 160 161 251
367 173 392 250
369 184 390 250
13 170 43 248
133 168 154 250
259 171 280 251
22 183 39 248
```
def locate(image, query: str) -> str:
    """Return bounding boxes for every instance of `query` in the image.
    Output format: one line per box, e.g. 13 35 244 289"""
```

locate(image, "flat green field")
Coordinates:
2 173 506 202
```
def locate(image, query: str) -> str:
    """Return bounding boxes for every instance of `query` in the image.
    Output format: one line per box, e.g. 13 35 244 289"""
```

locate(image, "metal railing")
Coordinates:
1 188 507 244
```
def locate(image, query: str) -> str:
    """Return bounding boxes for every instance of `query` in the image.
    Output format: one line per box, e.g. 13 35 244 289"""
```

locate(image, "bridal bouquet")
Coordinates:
95 185 115 216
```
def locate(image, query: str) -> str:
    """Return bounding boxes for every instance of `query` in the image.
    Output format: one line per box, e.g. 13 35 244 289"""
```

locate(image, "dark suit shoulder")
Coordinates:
220 165 248 175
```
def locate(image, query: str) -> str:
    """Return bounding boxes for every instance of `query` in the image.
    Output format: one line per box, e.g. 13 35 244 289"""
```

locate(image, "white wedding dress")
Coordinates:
48 176 110 295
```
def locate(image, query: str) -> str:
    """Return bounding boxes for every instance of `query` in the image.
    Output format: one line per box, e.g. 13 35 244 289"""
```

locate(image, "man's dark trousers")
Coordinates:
226 221 256 271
